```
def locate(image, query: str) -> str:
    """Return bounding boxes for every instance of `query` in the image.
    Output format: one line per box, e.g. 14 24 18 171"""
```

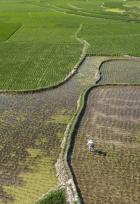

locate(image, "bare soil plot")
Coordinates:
71 86 140 204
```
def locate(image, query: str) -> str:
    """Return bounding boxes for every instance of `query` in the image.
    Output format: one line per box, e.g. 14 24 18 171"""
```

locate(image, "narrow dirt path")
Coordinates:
75 24 90 59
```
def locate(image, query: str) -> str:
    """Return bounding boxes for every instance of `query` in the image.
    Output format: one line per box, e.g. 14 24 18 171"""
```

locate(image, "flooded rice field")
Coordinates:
99 59 140 84
71 85 140 204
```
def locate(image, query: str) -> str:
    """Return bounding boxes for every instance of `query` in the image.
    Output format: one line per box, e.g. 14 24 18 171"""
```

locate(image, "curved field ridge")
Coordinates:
71 85 140 204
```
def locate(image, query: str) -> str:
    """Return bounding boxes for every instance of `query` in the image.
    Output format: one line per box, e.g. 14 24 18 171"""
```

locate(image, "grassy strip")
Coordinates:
35 189 66 204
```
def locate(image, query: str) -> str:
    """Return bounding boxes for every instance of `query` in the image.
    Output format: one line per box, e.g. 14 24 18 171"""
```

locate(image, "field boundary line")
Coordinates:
6 24 22 42
75 24 90 58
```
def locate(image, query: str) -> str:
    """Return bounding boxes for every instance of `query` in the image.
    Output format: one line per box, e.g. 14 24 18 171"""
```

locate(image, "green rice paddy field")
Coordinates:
0 0 140 204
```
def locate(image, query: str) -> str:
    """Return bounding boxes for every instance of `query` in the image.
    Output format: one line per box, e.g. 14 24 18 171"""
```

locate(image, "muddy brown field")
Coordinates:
71 86 140 204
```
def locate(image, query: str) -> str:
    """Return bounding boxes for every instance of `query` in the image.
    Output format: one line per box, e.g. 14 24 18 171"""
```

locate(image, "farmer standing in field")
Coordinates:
87 139 95 152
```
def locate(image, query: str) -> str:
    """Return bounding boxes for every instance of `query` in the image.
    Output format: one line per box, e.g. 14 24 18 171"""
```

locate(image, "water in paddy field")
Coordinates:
0 56 98 203
0 56 140 203
71 85 140 204
99 59 140 84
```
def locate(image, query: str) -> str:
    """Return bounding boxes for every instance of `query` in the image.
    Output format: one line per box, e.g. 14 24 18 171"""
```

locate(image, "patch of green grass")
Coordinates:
50 114 71 124
49 108 71 124
35 189 66 204
3 149 58 204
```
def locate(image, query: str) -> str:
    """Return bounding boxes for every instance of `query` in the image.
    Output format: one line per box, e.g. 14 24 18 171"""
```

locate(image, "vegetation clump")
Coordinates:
36 189 66 204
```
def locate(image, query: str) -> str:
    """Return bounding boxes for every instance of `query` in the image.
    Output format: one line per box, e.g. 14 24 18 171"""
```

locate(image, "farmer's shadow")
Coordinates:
94 149 107 157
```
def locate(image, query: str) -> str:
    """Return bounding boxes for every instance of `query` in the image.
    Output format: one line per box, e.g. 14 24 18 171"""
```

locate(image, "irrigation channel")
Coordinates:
0 56 140 204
